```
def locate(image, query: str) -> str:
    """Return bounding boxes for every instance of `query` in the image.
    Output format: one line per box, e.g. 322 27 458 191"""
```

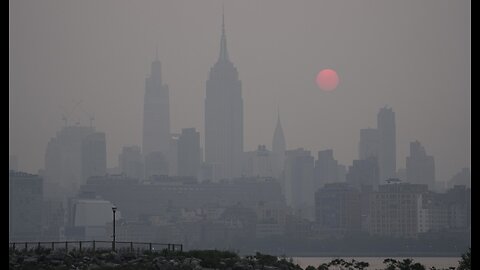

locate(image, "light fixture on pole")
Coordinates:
112 205 117 252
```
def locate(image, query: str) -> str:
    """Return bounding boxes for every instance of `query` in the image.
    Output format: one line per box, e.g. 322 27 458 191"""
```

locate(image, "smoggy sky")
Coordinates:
9 0 470 183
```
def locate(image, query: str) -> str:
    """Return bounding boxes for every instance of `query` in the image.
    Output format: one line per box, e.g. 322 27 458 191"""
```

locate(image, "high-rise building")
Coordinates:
358 128 379 160
142 54 170 158
272 113 286 179
118 145 144 180
314 149 339 190
81 132 106 182
45 125 95 194
9 171 43 241
346 157 379 189
406 141 435 189
177 128 201 178
284 148 314 218
204 11 243 181
369 182 428 238
314 183 362 232
377 107 396 182
242 145 274 178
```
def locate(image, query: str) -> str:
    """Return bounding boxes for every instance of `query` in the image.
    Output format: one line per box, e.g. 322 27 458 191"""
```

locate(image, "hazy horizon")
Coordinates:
9 0 470 183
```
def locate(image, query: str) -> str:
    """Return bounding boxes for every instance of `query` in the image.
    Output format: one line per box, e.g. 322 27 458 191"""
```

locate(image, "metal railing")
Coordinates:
9 240 182 253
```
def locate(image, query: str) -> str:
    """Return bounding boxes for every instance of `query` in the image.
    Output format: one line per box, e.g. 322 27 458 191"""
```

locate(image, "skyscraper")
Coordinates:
204 11 243 181
314 149 340 190
284 148 314 218
358 128 379 160
44 125 95 194
406 141 435 189
272 112 286 179
119 145 144 180
377 107 396 181
142 53 170 158
81 132 107 182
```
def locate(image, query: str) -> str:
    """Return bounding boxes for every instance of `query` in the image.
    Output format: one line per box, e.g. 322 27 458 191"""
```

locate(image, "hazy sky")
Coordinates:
9 0 470 183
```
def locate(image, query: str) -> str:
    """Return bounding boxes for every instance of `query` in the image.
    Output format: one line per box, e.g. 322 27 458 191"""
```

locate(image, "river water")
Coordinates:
293 256 459 269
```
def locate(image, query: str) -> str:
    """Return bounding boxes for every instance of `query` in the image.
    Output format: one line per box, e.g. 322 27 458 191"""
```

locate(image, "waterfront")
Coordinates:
293 256 459 269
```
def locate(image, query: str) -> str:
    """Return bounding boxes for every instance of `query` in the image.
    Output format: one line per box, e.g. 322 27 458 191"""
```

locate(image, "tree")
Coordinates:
457 248 471 270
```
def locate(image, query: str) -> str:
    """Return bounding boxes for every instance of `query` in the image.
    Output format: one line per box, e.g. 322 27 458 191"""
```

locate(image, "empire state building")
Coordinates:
204 11 243 181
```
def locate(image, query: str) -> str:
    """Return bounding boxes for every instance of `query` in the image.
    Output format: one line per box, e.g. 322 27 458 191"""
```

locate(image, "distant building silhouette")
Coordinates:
81 132 106 182
9 171 43 241
314 183 362 233
377 107 396 182
369 182 428 238
406 140 435 189
242 145 274 178
272 112 286 180
284 148 314 219
118 145 144 180
142 54 170 161
314 149 340 190
44 125 95 194
358 128 379 160
177 128 201 178
204 11 243 181
346 157 380 189
448 168 470 188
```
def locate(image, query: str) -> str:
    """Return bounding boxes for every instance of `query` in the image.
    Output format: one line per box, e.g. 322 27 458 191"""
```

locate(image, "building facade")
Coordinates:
204 13 243 181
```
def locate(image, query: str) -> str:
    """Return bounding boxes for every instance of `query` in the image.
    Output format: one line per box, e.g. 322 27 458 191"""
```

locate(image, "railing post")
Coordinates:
93 240 95 252
13 243 15 250
52 242 54 250
65 241 68 252
130 242 133 252
25 242 27 252
180 244 183 252
79 241 82 252
37 242 41 250
149 243 152 252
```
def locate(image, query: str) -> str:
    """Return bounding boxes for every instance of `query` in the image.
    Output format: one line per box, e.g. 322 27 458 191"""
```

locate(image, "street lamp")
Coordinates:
112 205 117 252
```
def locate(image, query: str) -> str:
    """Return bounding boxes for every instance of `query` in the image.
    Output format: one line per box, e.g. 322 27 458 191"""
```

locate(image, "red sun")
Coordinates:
316 69 339 91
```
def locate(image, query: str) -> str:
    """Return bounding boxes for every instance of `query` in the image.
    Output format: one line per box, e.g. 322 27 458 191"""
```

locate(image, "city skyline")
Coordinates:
9 0 470 184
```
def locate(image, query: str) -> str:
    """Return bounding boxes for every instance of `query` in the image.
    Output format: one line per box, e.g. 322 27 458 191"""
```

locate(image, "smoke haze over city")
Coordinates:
10 0 470 184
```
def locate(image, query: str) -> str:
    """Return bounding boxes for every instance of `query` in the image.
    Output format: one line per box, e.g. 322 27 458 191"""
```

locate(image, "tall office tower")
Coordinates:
204 11 243 181
119 146 144 180
314 149 339 190
142 54 170 158
272 113 286 179
177 128 201 178
406 141 435 189
346 157 380 189
284 148 314 218
377 107 396 182
45 125 95 194
359 128 379 160
9 171 43 241
81 132 106 182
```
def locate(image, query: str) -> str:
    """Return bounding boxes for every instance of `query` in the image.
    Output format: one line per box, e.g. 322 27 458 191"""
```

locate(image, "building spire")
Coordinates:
219 3 229 62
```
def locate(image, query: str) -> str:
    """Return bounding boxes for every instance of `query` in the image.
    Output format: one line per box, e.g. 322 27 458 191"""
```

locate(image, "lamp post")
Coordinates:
112 205 117 252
